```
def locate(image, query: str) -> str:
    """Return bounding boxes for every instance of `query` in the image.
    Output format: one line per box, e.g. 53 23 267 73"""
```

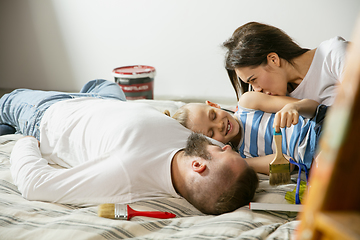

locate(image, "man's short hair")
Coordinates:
184 132 212 160
183 133 259 215
213 165 259 214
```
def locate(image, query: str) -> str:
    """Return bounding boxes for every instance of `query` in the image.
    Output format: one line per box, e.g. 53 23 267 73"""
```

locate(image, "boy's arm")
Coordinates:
244 154 295 175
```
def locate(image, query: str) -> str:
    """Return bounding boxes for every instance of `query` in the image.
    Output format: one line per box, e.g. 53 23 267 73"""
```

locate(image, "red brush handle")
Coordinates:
127 205 176 219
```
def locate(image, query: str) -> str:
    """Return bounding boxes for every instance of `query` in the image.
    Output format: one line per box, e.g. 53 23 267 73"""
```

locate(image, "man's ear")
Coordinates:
267 52 281 67
205 101 221 109
191 159 206 173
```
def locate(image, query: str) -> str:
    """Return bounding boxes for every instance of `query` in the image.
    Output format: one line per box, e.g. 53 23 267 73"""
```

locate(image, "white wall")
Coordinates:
1 0 359 104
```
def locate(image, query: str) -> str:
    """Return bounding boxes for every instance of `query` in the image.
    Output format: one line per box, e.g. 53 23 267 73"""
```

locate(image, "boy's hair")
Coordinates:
171 105 190 128
183 132 258 215
223 22 309 99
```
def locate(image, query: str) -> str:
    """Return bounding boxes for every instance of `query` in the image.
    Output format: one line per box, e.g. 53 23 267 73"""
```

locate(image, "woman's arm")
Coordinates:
238 91 317 113
238 91 319 132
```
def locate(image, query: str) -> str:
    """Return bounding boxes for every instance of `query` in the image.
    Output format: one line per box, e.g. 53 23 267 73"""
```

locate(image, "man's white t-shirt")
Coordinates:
10 98 192 205
290 36 348 106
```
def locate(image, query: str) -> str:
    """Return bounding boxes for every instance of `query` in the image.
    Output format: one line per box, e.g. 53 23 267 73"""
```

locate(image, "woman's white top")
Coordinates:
290 36 348 106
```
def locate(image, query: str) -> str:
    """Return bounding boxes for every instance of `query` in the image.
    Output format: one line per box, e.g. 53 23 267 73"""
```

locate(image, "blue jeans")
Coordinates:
0 79 126 140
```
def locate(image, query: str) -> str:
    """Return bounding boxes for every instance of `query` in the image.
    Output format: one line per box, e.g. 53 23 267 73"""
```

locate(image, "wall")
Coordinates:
0 0 359 104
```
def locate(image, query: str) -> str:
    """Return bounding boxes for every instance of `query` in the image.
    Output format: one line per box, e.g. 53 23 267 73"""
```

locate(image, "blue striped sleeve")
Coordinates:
237 111 248 158
289 117 303 159
264 113 275 155
249 111 263 157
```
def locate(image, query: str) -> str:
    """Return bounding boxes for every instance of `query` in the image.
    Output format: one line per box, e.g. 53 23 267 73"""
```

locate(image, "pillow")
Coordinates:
131 99 186 116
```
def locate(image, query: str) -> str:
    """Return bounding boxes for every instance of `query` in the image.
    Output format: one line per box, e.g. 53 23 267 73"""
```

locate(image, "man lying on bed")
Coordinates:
0 79 258 215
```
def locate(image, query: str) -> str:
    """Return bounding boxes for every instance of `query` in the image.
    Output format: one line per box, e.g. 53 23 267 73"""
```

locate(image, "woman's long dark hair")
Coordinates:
223 22 309 99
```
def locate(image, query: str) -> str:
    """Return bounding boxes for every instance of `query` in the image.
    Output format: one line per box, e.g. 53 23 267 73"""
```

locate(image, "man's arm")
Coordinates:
9 137 88 203
10 137 126 205
10 136 55 200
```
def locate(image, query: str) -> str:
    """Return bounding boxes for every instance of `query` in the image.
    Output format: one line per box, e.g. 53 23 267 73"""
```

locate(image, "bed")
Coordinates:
0 99 303 240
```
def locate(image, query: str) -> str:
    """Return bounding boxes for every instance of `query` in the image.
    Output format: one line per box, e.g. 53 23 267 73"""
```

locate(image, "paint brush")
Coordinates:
98 204 176 220
269 130 291 185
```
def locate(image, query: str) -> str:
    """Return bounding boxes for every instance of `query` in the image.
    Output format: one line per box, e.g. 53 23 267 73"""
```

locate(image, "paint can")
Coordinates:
112 65 156 100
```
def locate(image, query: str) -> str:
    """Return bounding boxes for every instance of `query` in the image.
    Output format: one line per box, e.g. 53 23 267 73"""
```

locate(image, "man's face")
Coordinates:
184 132 248 178
206 144 248 178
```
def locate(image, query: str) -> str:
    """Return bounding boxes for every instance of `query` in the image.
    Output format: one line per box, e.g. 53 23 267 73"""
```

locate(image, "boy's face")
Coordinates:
186 103 240 144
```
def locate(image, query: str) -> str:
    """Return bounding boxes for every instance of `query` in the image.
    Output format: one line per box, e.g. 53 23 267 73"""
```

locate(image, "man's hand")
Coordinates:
21 136 40 147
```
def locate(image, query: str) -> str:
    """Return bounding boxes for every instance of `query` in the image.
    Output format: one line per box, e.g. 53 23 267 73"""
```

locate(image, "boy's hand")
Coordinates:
205 100 221 108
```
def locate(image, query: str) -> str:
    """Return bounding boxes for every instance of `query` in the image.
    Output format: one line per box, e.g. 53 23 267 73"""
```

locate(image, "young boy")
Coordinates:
172 91 327 174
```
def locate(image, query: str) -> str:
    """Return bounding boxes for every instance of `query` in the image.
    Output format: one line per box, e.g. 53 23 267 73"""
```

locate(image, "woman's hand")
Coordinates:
273 103 300 133
273 99 319 132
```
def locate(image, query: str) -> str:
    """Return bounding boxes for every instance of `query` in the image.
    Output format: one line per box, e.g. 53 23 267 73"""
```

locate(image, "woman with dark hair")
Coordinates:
223 22 347 133
223 22 348 106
